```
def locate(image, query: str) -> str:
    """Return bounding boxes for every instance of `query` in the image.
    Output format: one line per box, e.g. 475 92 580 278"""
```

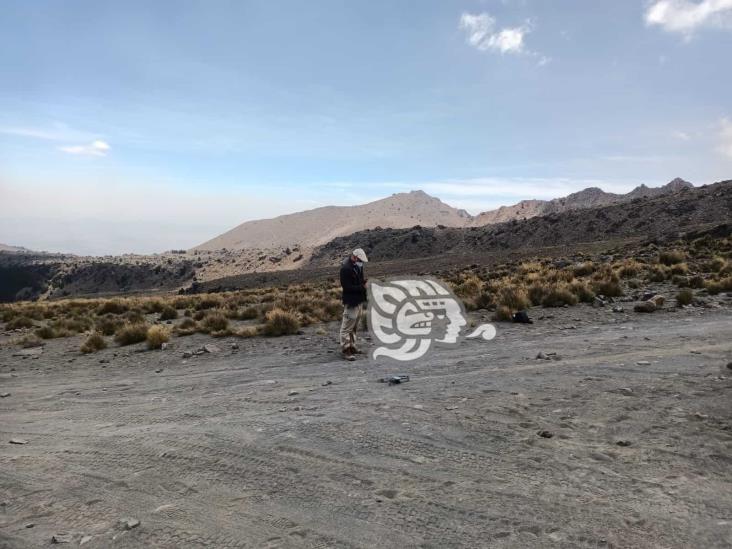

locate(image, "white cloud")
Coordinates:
672 130 691 140
717 117 732 158
459 12 532 55
645 0 732 36
58 140 111 157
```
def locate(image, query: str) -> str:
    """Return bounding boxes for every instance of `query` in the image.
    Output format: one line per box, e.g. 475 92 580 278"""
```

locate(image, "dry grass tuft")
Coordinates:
146 325 170 349
159 306 178 321
114 323 149 346
81 332 107 353
676 289 693 307
262 308 300 336
658 250 685 266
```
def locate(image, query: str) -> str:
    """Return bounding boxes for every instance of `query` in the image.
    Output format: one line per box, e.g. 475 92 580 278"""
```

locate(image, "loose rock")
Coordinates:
537 430 554 438
123 518 140 530
52 533 72 544
9 438 28 445
634 301 656 313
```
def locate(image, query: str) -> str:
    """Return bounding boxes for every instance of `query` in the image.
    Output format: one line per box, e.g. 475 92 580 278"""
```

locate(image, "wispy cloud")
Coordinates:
58 140 111 157
459 12 532 55
459 12 549 65
717 117 732 158
672 130 691 140
645 0 732 37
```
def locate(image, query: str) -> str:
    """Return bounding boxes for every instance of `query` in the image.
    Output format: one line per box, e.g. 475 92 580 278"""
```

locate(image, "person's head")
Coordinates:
351 248 368 266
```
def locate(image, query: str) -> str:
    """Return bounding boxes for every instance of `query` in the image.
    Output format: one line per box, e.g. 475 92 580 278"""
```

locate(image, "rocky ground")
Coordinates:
1 300 730 548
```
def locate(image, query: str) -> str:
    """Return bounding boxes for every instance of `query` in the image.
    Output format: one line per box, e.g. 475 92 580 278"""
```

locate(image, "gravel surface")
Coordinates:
1 305 731 548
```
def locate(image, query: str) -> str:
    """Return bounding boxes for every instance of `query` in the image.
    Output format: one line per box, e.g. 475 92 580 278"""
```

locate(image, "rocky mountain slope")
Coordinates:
470 178 693 225
310 180 730 266
195 179 694 252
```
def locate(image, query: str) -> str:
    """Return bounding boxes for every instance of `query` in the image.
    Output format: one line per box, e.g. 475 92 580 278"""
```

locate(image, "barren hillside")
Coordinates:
310 180 729 266
194 190 471 251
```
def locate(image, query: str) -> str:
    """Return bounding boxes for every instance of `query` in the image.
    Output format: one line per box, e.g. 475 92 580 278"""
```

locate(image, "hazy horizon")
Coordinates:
2 1 731 255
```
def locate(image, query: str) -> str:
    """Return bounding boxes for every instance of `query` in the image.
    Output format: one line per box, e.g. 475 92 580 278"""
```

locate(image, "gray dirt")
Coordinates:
1 305 731 548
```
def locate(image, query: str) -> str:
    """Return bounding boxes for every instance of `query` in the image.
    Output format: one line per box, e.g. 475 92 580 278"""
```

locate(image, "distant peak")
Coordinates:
665 177 693 189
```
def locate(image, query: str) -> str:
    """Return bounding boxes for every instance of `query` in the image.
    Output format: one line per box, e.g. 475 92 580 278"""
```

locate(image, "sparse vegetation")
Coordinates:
18 334 43 348
7 316 34 329
658 250 685 266
201 311 229 333
159 306 178 321
262 308 300 336
1 233 729 349
81 332 107 353
114 323 149 346
146 325 170 349
676 289 693 307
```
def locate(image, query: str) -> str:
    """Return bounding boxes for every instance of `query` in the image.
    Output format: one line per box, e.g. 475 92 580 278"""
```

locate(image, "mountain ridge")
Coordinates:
195 178 695 251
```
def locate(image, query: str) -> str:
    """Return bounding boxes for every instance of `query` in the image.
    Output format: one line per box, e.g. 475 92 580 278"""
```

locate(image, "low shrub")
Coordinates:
97 299 129 315
146 325 170 349
18 334 43 348
617 260 642 278
454 275 483 300
114 323 149 346
96 315 123 336
592 278 623 297
236 325 261 338
237 306 259 320
569 280 595 303
707 256 727 273
676 289 693 307
7 316 34 329
35 325 57 339
195 295 223 310
175 317 198 336
668 262 688 276
705 276 732 294
492 305 513 322
658 250 685 266
262 308 300 336
687 275 705 289
572 262 595 277
647 266 667 282
202 311 229 333
541 285 579 307
159 306 178 321
528 283 547 306
80 332 107 353
496 285 530 311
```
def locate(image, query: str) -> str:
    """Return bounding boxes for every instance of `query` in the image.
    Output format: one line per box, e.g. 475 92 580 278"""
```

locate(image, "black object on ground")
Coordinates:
512 310 533 324
378 375 410 385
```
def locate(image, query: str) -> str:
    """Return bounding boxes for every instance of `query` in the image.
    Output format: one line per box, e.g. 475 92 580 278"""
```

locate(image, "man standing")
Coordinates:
339 248 368 361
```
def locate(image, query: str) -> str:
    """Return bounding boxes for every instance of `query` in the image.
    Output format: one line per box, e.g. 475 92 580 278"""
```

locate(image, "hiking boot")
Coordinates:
350 346 363 354
342 350 356 362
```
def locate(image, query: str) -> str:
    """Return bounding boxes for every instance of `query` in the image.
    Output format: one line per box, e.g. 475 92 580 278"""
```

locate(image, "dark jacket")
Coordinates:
340 256 367 306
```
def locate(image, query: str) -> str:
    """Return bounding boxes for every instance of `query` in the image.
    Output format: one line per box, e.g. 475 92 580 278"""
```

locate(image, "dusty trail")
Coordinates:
1 305 731 548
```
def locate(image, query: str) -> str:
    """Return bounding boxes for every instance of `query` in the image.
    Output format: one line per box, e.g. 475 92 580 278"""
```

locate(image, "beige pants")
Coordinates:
339 303 363 352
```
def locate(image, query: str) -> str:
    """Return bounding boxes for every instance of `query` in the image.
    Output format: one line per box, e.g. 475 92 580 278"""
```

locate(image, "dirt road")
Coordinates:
1 305 731 548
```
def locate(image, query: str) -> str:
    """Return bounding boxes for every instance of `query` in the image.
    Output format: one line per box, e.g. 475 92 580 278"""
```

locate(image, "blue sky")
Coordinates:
1 0 731 254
